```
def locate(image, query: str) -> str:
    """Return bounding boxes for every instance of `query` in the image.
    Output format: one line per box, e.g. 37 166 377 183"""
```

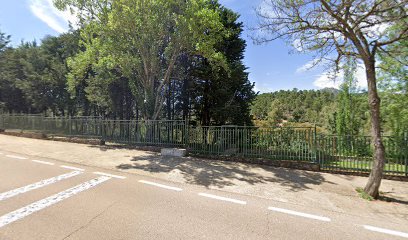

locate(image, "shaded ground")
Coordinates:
117 155 327 191
0 134 407 222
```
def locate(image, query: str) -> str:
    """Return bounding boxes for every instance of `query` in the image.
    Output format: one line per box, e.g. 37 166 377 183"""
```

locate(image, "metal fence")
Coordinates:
0 115 407 176
188 126 316 162
316 135 407 176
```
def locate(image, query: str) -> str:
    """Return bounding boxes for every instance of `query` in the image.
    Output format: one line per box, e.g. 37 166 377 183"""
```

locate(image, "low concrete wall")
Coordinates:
161 148 187 157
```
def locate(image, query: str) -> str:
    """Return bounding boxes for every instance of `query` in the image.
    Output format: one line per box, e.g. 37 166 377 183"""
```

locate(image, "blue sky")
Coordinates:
0 0 358 92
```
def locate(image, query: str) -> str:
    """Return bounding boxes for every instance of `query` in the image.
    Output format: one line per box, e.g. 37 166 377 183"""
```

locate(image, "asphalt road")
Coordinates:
0 150 407 240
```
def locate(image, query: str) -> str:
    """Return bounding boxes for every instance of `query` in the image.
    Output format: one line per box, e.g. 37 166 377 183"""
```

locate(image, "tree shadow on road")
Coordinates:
116 155 331 192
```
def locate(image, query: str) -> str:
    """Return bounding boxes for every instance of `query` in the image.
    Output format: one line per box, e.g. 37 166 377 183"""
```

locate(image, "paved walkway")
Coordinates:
0 134 407 224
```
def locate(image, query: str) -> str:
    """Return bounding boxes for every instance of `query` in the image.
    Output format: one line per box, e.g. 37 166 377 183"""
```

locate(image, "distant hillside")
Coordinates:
320 87 340 95
251 89 338 127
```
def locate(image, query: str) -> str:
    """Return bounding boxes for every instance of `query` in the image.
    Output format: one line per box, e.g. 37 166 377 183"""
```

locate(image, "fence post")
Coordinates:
313 124 318 164
405 132 408 177
184 119 189 148
101 118 106 145
69 117 72 136
405 151 408 177
42 115 45 132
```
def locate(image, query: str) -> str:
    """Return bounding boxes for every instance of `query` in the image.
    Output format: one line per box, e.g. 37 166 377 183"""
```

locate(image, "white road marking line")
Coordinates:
32 160 55 166
198 193 247 205
93 172 126 179
138 180 182 192
0 176 111 228
0 171 82 202
268 207 331 222
61 165 85 171
5 155 27 160
364 225 408 238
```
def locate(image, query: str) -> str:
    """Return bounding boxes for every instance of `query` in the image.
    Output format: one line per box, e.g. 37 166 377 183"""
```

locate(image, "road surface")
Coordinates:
0 149 407 239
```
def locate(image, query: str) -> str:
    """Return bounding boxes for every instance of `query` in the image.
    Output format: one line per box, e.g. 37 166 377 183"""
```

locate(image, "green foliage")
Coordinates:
183 7 256 126
0 31 29 113
251 88 339 130
59 0 229 119
0 30 83 115
0 30 10 52
335 57 369 136
378 24 408 136
356 187 374 201
1 3 254 124
250 86 375 136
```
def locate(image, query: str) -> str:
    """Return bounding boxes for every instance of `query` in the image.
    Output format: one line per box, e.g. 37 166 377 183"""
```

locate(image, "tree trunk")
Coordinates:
363 59 386 199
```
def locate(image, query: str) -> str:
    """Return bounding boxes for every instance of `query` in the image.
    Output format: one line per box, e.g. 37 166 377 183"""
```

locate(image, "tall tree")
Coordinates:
0 29 10 52
186 7 256 126
336 57 361 136
378 24 408 135
0 30 31 113
255 0 408 198
56 0 228 120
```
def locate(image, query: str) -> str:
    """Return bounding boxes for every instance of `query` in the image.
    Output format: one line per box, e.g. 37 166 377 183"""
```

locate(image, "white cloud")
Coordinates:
295 59 322 73
254 84 274 94
313 71 343 89
29 0 77 33
313 63 367 89
293 39 303 52
257 0 276 18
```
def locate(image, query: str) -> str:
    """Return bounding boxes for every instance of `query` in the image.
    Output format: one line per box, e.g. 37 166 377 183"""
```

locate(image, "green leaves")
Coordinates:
0 30 10 52
58 0 229 119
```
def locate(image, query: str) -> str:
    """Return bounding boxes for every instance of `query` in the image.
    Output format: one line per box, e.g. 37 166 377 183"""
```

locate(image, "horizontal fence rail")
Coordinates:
0 115 407 177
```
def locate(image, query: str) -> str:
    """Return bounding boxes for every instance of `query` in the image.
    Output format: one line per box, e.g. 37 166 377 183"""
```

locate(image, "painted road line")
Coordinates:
268 207 331 222
94 172 126 179
0 171 82 202
32 160 55 166
138 180 182 192
61 165 85 171
198 193 247 205
0 176 111 228
364 225 408 238
5 155 27 160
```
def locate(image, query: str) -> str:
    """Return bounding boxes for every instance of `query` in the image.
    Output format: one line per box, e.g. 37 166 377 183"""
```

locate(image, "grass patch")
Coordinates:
356 187 374 201
329 160 406 174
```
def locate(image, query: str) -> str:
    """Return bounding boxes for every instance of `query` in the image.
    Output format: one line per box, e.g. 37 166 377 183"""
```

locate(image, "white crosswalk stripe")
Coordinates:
0 176 111 228
268 207 331 222
5 155 27 160
61 165 85 171
0 171 82 202
32 160 54 166
363 225 408 238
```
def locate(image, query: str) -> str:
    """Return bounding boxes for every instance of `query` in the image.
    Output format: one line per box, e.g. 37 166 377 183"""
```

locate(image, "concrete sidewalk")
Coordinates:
0 134 407 223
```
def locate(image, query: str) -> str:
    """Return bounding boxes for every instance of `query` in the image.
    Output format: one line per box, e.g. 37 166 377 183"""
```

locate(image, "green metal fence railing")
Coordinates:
0 115 407 177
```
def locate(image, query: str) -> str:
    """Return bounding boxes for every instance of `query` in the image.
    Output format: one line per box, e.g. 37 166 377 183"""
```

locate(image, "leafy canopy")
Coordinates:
55 0 229 119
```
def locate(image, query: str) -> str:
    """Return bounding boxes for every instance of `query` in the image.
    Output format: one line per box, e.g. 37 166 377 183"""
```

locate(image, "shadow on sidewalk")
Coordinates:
378 195 408 205
116 155 331 192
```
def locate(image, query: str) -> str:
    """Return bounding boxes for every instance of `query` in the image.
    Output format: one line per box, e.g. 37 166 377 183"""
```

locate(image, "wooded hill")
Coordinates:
251 88 407 136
